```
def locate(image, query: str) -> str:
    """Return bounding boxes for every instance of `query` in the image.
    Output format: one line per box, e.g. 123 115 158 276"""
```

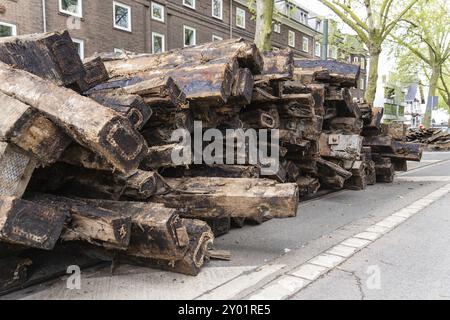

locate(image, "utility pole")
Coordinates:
322 19 329 60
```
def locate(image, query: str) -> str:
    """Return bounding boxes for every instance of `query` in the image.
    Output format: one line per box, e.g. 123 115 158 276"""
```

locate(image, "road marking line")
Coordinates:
341 237 372 249
399 158 450 175
248 276 310 300
290 264 327 281
308 254 345 268
354 231 380 241
327 244 358 258
375 216 405 229
365 225 390 234
396 176 450 182
246 183 450 300
196 264 286 300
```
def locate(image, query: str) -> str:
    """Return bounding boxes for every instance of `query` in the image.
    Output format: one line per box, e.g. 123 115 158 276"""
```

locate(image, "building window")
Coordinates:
288 30 295 47
353 56 359 64
183 0 195 9
236 7 246 29
59 0 83 18
114 48 124 53
315 42 321 57
360 78 365 90
329 46 338 59
152 32 165 53
361 58 365 69
302 37 309 52
316 20 322 31
212 35 223 42
113 2 132 32
212 0 223 20
72 38 84 60
0 22 17 37
151 2 164 23
183 25 196 47
273 23 281 33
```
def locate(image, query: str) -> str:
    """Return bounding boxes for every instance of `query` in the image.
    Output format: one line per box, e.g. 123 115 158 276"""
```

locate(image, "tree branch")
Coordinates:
381 0 419 40
390 34 431 65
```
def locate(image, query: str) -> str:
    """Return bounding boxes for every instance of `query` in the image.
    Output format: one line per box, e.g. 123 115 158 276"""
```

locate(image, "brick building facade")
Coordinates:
0 0 322 58
0 0 366 97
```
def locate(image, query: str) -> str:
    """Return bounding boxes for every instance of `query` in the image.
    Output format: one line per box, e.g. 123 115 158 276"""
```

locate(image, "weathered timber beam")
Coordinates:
28 194 132 250
254 48 294 82
79 199 189 261
0 31 85 86
0 61 148 173
76 56 109 91
103 38 263 77
152 177 299 219
319 133 363 161
294 59 360 88
0 92 71 164
0 196 68 250
88 91 152 130
117 218 213 276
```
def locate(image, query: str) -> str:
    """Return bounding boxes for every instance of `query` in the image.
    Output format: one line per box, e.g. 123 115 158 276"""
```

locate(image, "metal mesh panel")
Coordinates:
0 147 31 196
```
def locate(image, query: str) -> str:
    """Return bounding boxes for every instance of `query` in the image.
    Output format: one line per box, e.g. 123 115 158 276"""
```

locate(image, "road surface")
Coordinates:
3 152 450 300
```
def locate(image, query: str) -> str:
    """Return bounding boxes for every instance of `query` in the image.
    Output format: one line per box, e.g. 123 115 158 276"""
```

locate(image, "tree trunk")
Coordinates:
365 48 381 105
254 0 274 51
423 65 440 128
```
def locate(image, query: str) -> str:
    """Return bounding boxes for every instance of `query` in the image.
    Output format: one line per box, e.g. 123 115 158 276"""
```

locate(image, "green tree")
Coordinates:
391 0 450 127
319 0 419 104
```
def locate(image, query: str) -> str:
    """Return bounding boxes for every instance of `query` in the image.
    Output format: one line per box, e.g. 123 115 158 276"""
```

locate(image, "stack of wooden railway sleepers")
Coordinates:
407 127 450 151
0 31 302 294
0 30 423 294
362 120 423 181
288 59 369 190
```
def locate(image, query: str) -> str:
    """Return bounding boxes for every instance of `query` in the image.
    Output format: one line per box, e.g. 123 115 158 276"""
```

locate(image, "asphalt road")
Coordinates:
3 152 450 300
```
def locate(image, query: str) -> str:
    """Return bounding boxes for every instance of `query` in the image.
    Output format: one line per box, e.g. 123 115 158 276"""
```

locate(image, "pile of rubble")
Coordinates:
407 127 450 151
0 31 422 294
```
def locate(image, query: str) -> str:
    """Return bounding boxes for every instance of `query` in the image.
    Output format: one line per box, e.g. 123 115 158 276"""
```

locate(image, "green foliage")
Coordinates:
390 0 450 116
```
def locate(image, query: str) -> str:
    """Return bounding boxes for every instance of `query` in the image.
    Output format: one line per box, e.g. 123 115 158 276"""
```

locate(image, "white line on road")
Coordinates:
396 176 450 182
195 264 286 300
246 183 450 300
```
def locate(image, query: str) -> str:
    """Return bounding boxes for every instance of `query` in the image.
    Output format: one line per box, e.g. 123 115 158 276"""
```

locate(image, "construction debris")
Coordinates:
0 31 423 294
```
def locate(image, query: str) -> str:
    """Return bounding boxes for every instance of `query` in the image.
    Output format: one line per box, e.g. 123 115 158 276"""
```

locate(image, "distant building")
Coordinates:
0 0 322 58
322 19 368 101
0 0 367 97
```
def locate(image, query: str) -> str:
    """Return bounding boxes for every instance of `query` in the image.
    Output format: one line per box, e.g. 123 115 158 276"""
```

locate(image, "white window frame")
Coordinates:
353 56 359 64
360 78 365 90
329 45 338 59
361 58 365 69
59 0 83 18
236 7 246 29
212 0 223 20
183 25 196 47
152 32 165 54
288 30 295 47
212 34 223 42
151 2 165 23
72 38 84 60
183 0 196 9
302 37 309 52
315 42 321 57
114 48 124 53
113 1 132 32
0 21 17 37
273 23 281 33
